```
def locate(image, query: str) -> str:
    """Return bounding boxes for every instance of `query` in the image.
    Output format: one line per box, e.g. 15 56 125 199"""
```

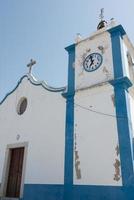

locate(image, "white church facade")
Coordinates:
0 20 134 200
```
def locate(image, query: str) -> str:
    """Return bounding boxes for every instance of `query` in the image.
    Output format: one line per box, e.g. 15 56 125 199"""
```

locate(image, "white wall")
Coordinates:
122 41 130 79
74 84 122 186
128 94 134 139
122 39 134 84
75 31 114 90
0 77 65 184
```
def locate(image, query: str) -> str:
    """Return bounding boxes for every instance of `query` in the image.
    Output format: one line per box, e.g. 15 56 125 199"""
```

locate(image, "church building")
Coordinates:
0 18 134 200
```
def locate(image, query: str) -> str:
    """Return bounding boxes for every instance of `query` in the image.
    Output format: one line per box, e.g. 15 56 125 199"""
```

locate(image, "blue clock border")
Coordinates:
83 52 103 72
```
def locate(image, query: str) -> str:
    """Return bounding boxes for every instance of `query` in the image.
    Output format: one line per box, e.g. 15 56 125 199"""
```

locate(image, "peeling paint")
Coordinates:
113 159 121 181
75 151 81 179
81 49 92 64
86 48 91 53
103 66 111 79
98 45 105 54
115 145 120 156
78 71 84 77
76 49 92 76
111 94 115 107
113 144 121 181
75 79 110 93
74 124 82 179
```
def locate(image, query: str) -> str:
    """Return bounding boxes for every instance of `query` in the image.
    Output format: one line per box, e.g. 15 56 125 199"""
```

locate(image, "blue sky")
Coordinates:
0 0 134 100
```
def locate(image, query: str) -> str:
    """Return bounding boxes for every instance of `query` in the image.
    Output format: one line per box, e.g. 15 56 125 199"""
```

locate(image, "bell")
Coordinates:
97 20 107 30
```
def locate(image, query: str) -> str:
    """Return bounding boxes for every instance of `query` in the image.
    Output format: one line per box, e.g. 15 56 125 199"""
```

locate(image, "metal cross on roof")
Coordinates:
27 59 36 74
99 8 104 21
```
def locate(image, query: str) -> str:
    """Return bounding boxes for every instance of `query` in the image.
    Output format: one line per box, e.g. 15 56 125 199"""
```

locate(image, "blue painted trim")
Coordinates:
109 27 134 185
63 44 75 199
0 75 27 105
65 43 75 52
64 43 75 96
0 74 66 105
23 184 64 200
110 78 134 166
109 77 132 90
108 28 125 79
109 80 134 184
22 184 134 200
108 24 126 37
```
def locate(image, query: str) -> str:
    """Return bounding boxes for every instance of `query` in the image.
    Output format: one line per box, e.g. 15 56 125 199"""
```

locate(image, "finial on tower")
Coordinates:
75 33 82 43
27 59 36 75
99 8 104 21
97 8 107 30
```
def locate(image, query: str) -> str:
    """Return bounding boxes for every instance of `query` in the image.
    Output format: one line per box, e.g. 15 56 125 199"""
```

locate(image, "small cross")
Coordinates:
27 59 36 74
99 8 104 21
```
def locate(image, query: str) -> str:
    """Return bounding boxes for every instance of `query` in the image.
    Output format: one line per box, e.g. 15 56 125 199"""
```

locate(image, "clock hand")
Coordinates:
90 55 94 66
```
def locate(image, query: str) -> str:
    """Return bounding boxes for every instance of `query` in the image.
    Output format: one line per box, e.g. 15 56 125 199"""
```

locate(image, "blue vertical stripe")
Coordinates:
22 184 134 200
63 44 75 199
109 31 124 78
108 25 134 185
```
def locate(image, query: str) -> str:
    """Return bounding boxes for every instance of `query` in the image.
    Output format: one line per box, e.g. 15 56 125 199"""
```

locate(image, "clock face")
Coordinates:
83 53 103 72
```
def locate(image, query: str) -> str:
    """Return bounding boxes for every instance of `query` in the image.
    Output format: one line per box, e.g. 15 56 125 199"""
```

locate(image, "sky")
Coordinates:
0 0 134 100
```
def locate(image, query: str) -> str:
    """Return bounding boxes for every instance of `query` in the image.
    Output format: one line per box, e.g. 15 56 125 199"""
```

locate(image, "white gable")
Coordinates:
0 75 66 184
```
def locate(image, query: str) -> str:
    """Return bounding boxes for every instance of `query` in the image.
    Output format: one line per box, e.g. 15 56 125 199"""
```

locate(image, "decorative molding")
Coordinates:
0 74 66 106
109 77 132 90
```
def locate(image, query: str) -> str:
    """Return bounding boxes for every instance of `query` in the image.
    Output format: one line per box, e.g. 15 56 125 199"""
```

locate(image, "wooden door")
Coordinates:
6 147 24 198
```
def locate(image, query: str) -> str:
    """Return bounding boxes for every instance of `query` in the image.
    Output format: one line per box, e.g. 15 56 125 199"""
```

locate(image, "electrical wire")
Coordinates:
74 103 127 119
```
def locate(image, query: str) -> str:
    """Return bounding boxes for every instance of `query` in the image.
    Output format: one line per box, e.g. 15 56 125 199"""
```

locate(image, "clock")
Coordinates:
83 53 103 72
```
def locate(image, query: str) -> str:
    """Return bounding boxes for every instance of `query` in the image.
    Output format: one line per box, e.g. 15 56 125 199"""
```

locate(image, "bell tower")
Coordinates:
64 15 134 199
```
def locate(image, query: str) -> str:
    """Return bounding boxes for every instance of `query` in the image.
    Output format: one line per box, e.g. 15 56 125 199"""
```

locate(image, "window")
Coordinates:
17 97 27 115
